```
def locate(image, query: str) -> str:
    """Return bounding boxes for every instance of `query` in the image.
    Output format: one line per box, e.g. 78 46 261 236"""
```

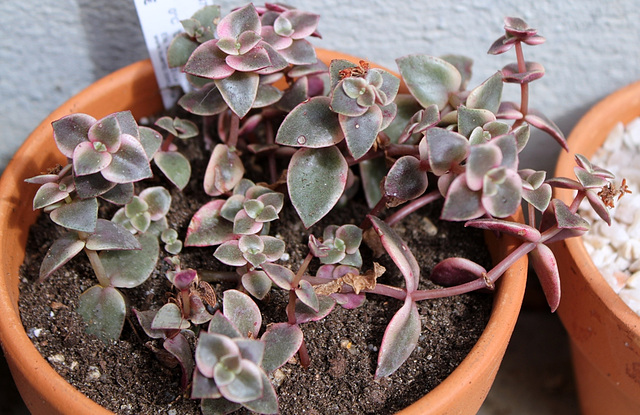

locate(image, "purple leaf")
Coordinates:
586 190 612 225
496 101 523 120
164 333 195 390
440 174 484 221
524 109 567 151
85 219 140 250
375 298 420 378
501 61 545 84
216 4 261 39
101 134 152 184
384 156 428 203
430 257 487 287
132 308 164 339
529 243 560 312
278 39 316 65
465 218 541 242
426 128 469 176
368 215 420 293
214 72 260 119
73 141 112 176
208 311 242 338
184 40 235 80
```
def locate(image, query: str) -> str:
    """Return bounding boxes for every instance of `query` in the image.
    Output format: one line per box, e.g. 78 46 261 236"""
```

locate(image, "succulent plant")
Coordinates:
27 5 629 414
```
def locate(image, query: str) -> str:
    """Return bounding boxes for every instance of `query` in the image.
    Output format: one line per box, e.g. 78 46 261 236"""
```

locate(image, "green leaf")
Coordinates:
466 72 503 114
50 197 98 233
85 219 140 251
261 263 295 291
101 135 152 184
151 303 191 330
241 371 279 414
201 398 240 415
139 186 172 220
215 72 260 119
178 83 229 116
77 285 126 342
276 97 342 148
294 295 335 324
241 271 272 300
287 147 348 228
457 106 496 139
295 280 319 312
396 55 461 110
101 233 159 288
341 105 383 160
167 33 199 68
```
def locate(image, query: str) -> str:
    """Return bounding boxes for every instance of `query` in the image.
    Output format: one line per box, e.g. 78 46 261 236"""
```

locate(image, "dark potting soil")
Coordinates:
18 124 493 415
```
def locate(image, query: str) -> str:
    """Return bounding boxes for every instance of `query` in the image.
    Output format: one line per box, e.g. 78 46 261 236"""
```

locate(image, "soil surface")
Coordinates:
18 119 493 415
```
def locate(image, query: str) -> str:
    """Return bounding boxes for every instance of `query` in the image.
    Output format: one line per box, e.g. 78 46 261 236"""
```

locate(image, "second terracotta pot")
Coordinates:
553 80 640 415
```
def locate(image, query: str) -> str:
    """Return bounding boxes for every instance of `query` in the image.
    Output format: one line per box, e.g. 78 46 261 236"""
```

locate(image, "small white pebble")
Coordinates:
280 252 290 261
87 366 101 380
47 354 65 364
28 328 43 338
70 361 79 371
620 240 640 261
168 409 178 415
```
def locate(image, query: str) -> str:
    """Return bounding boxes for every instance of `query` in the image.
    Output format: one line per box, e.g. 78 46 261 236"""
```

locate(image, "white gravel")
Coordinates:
578 118 640 315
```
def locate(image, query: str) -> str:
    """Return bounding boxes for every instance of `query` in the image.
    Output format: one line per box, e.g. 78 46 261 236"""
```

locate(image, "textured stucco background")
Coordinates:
1 0 639 175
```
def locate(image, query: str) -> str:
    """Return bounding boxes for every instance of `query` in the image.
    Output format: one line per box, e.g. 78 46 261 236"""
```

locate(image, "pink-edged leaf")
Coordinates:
482 168 522 218
261 26 293 50
216 3 260 39
223 290 261 339
522 183 552 212
50 197 98 233
430 257 487 287
185 199 235 247
208 311 242 338
368 215 419 293
214 72 260 119
152 303 190 330
279 10 319 39
262 263 295 290
232 210 262 235
132 308 164 339
173 269 198 291
466 144 501 191
524 109 568 151
465 218 542 242
87 115 122 151
295 280 319 312
254 42 289 75
261 323 304 373
178 83 228 116
196 333 239 378
101 134 152 184
276 96 342 148
496 101 523 120
52 113 96 158
73 141 112 176
332 293 366 309
204 144 245 197
164 332 195 390
225 46 271 72
553 199 590 231
545 177 582 190
39 233 85 281
426 128 469 176
487 35 515 55
288 147 348 228
375 298 420 378
242 270 272 300
33 181 71 210
501 61 545 84
586 190 612 225
441 174 484 221
529 243 560 312
330 80 369 117
278 39 316 65
77 286 126 342
184 40 235 80
384 156 428 202
294 295 335 324
341 105 383 160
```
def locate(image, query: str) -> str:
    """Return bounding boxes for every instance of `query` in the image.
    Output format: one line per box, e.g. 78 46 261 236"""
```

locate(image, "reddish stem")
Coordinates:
265 120 278 183
360 196 388 229
161 134 175 152
227 113 240 149
385 190 442 227
513 41 529 129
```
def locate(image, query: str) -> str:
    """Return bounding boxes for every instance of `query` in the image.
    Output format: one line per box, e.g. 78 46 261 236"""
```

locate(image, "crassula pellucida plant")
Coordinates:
26 4 632 414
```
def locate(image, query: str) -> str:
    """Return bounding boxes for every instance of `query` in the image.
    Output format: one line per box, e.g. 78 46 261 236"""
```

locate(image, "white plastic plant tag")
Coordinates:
134 0 216 109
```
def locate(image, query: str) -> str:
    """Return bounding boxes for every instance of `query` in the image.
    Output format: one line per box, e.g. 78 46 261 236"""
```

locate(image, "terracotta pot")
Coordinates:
0 49 527 415
553 80 640 415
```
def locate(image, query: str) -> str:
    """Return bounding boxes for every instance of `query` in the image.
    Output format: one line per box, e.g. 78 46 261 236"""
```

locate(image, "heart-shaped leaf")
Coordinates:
154 151 191 190
396 55 461 109
223 290 262 339
101 233 159 288
215 72 260 118
261 323 304 373
276 97 342 148
341 105 383 160
77 285 126 342
186 200 235 247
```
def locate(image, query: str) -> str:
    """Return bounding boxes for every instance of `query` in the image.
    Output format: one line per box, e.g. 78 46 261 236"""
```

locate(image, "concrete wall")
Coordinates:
2 0 639 174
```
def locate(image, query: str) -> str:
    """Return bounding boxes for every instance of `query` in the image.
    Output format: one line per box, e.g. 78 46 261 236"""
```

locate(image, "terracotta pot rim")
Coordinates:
554 79 640 332
0 52 526 414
